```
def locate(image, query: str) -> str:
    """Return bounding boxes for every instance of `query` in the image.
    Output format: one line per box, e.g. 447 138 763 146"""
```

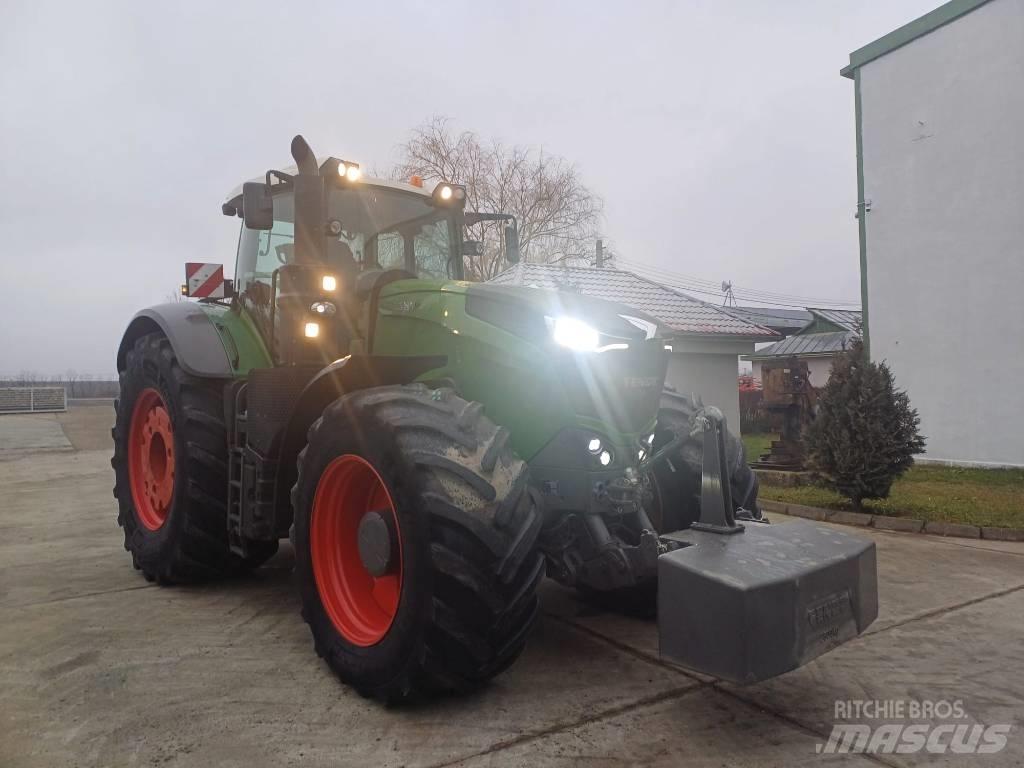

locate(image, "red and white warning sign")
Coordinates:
184 263 226 298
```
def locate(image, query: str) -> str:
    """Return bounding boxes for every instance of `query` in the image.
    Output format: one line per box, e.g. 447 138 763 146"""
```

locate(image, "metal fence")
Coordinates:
0 387 67 414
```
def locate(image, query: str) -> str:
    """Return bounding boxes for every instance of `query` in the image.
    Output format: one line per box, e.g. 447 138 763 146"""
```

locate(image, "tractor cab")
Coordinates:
214 139 520 367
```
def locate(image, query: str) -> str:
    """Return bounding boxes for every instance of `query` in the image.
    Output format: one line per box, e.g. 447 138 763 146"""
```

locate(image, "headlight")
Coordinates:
550 316 600 352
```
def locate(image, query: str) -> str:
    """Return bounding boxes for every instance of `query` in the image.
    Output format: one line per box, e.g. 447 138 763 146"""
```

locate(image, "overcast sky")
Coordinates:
1 0 939 376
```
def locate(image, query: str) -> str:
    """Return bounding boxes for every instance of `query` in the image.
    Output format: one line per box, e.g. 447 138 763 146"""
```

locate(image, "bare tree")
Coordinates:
394 117 604 281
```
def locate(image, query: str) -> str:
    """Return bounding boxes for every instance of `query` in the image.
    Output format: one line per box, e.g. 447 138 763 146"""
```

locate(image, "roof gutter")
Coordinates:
744 351 845 362
840 0 992 78
670 331 778 342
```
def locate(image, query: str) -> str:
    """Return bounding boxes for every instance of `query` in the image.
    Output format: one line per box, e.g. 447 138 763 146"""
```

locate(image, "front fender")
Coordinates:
272 354 447 534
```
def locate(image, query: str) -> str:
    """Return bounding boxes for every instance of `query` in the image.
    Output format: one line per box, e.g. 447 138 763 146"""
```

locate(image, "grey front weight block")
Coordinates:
657 520 878 684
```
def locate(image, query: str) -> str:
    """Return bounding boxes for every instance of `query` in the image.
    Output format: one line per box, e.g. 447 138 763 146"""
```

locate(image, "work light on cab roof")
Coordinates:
433 182 466 205
319 157 361 184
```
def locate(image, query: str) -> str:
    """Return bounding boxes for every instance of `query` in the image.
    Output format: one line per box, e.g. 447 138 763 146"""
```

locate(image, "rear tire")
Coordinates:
111 332 276 583
292 384 544 702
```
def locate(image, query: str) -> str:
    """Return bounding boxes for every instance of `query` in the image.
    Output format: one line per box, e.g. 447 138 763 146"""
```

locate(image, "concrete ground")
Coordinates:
1 406 1022 767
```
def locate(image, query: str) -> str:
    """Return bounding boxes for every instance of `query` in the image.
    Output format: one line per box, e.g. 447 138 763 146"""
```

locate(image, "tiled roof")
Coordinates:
488 264 777 339
748 330 857 359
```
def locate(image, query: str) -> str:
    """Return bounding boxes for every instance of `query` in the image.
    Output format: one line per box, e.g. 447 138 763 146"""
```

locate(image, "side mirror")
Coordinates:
504 225 520 264
461 240 483 257
242 182 274 230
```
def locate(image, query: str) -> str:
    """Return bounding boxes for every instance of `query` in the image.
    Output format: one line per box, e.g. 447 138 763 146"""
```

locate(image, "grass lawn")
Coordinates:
758 464 1024 529
742 432 776 461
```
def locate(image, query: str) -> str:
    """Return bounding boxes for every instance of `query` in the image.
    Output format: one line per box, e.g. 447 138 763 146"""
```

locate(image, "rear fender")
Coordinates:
117 303 233 377
272 354 447 534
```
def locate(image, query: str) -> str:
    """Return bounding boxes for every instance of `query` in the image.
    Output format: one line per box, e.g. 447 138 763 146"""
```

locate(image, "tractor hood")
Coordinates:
463 283 667 347
373 278 671 451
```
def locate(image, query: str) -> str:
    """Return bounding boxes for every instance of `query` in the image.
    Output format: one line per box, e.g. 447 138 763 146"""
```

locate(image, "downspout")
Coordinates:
854 68 870 358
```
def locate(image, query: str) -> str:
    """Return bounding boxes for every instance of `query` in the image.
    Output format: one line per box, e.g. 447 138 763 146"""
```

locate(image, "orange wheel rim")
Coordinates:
128 388 176 531
311 455 404 646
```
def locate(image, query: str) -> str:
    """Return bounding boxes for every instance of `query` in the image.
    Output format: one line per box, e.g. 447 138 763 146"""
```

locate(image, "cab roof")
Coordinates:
222 161 438 211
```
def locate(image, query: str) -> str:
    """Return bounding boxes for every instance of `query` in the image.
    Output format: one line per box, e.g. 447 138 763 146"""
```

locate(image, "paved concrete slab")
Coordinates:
0 586 695 768
0 445 697 768
941 537 1024 556
1 408 1022 767
56 403 114 451
456 687 877 767
720 588 1024 767
860 523 1024 635
0 413 72 458
544 513 1024 658
0 450 122 604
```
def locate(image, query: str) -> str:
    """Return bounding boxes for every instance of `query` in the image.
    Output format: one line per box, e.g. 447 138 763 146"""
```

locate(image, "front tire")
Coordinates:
292 384 544 702
589 390 760 616
646 389 760 533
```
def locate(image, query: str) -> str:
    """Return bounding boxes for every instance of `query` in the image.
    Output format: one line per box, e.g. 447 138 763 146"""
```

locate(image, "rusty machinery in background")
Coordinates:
753 357 817 470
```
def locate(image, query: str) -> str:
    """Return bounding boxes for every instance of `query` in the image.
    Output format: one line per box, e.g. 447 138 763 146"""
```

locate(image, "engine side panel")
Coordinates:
370 282 666 462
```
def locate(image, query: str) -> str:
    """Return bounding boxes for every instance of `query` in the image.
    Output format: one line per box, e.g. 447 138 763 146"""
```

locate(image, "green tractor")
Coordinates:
112 136 877 701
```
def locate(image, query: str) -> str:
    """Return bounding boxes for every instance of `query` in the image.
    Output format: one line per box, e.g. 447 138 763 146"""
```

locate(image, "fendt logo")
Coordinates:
807 592 850 629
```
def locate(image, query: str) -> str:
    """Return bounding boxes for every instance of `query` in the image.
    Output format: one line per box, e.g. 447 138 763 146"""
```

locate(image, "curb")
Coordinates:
980 526 1024 542
924 521 981 539
758 499 1024 542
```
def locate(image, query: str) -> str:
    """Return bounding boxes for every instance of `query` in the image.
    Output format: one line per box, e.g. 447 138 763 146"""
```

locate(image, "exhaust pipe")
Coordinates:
291 135 319 176
290 135 324 265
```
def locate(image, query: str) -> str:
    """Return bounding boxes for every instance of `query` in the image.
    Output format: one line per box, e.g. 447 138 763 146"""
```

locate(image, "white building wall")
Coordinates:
859 0 1024 466
666 339 750 435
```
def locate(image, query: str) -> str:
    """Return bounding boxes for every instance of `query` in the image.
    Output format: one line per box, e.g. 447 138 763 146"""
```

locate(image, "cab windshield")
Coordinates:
323 185 461 281
235 184 461 302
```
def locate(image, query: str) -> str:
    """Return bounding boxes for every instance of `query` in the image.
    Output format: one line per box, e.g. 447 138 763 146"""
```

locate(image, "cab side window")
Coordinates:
375 232 405 270
233 195 295 334
413 219 453 279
